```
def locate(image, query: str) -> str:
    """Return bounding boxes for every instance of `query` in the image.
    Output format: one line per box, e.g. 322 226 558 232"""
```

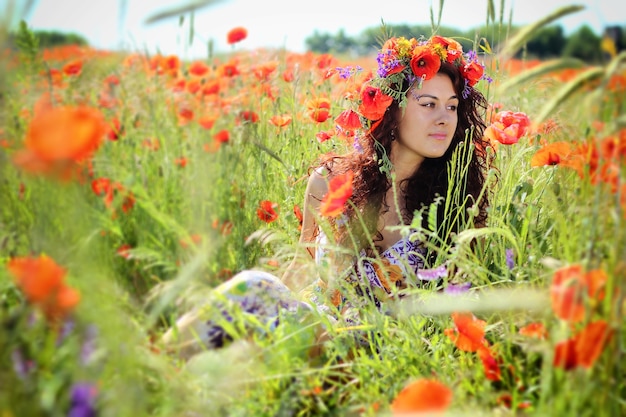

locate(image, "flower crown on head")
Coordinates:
334 35 488 135
375 35 485 102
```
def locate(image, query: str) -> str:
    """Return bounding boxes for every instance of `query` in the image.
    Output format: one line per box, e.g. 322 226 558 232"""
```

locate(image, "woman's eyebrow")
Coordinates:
415 94 459 101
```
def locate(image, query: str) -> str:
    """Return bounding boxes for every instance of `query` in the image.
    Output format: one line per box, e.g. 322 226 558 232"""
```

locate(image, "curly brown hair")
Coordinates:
315 62 490 255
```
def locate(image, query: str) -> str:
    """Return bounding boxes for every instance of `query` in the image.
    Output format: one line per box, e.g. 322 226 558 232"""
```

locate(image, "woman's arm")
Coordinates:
281 168 328 291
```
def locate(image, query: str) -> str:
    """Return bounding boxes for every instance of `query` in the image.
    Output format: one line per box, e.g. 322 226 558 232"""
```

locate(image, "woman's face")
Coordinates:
393 73 459 167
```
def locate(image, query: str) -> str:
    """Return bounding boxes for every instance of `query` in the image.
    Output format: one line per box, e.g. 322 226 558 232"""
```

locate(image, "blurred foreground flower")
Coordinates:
13 105 107 178
445 312 502 381
519 322 548 339
550 264 606 322
391 378 452 414
320 171 354 217
444 312 487 352
554 320 613 370
7 255 80 323
68 382 98 417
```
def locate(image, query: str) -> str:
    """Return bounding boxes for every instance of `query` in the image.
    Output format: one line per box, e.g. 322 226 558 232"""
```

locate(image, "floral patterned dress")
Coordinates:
163 232 441 355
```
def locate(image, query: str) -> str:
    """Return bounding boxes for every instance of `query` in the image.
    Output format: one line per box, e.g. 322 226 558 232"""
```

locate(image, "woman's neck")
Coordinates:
390 149 423 182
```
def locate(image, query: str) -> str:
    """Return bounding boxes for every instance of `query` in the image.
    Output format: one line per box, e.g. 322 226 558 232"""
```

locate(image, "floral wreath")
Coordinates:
335 35 489 135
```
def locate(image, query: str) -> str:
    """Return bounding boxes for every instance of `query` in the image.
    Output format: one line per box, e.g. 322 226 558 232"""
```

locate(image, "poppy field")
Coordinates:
1 5 625 417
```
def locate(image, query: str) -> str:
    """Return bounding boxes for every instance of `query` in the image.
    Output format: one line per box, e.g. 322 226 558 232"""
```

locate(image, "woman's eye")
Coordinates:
447 105 458 111
421 102 435 108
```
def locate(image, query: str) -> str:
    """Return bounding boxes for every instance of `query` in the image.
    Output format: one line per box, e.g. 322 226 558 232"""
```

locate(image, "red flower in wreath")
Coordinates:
358 85 393 121
410 45 441 81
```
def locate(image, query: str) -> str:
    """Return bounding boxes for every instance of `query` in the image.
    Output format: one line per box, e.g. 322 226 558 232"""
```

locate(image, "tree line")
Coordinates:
8 23 625 64
305 23 626 63
7 29 89 49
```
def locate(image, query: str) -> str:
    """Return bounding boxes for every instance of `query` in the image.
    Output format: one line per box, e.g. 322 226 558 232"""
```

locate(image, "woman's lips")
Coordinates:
430 133 448 140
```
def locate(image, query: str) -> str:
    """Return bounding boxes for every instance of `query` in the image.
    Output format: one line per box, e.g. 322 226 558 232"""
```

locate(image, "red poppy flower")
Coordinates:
430 35 463 63
63 59 83 76
315 53 334 70
117 244 132 259
573 320 613 369
560 141 600 180
460 60 484 86
282 69 294 82
175 157 188 168
178 107 194 124
186 79 201 94
252 61 278 81
8 255 65 304
142 138 160 151
320 171 354 217
91 177 114 207
227 27 248 44
307 97 331 123
391 378 453 414
554 320 613 370
530 142 572 167
201 79 220 96
104 74 120 86
478 346 501 382
43 68 65 87
484 110 531 145
410 45 441 81
162 55 180 73
496 394 532 410
293 205 303 230
188 60 209 77
553 338 577 370
257 200 279 223
121 192 135 213
358 84 393 121
334 109 362 131
106 117 123 141
7 255 80 322
218 60 240 77
24 105 106 163
316 130 334 143
269 114 292 127
550 264 607 322
444 312 487 352
239 110 259 123
213 129 230 143
519 322 548 339
197 115 215 130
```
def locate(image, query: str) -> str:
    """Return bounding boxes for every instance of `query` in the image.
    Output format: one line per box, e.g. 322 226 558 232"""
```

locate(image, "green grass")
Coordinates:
0 4 625 416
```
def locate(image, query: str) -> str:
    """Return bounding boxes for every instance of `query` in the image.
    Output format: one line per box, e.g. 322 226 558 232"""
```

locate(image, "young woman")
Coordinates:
162 35 490 358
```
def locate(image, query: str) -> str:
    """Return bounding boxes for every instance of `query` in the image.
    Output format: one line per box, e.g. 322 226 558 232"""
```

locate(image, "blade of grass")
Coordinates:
497 4 585 60
144 0 227 24
535 66 604 124
497 57 585 93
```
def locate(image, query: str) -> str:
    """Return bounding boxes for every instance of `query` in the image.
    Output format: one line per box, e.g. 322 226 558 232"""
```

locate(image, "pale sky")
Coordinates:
8 0 626 59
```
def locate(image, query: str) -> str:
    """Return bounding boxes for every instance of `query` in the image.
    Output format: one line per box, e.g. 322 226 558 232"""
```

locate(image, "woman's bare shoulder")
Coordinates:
306 166 330 200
